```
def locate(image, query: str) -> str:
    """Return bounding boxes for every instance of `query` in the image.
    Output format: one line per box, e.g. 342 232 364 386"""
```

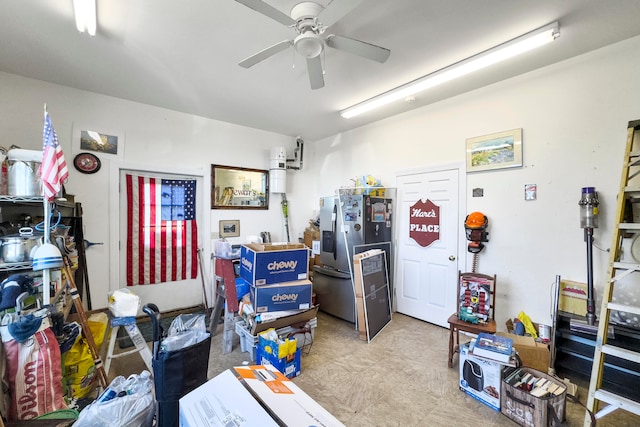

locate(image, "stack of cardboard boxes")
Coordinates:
236 243 314 377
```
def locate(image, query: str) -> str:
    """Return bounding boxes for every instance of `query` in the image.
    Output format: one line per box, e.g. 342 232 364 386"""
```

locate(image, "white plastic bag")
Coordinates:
73 393 154 427
73 372 154 427
160 314 209 352
108 289 141 318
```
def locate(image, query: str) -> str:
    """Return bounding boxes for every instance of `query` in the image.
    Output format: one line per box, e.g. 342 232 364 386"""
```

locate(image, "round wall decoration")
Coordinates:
73 152 101 174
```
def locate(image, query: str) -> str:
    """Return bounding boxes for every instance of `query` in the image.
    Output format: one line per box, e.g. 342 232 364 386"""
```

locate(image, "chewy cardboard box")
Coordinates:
459 342 505 411
241 243 309 286
249 279 313 313
233 365 346 427
500 322 551 373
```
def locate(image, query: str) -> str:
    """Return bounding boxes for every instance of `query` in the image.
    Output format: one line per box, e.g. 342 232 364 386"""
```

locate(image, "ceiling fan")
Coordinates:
235 0 391 89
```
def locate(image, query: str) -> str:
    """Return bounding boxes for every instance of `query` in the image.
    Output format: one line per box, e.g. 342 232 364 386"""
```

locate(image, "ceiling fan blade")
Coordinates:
239 40 293 68
325 34 391 63
307 56 324 90
318 0 363 28
235 0 295 26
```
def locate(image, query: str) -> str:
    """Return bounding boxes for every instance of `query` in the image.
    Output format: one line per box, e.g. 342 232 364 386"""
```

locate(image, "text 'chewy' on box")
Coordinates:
240 243 309 286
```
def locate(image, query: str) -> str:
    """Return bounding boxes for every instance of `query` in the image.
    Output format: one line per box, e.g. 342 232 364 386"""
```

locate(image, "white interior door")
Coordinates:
395 167 463 327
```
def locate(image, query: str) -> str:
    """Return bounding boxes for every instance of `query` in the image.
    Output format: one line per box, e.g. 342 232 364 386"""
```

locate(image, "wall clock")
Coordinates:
73 152 101 174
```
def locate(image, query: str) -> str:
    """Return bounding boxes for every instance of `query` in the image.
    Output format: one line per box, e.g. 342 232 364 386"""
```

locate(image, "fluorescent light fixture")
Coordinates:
73 0 97 36
340 21 559 119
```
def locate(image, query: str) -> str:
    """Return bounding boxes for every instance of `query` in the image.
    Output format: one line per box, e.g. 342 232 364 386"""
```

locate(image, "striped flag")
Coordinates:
40 111 69 201
125 174 198 286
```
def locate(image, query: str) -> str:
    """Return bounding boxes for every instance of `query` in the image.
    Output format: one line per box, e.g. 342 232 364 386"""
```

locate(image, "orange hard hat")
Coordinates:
465 212 487 229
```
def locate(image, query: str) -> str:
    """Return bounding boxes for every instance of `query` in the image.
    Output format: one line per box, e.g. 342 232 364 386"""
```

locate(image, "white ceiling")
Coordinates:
2 1 640 141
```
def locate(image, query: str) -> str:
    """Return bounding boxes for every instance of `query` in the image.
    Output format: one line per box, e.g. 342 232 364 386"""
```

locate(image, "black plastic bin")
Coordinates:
143 304 211 427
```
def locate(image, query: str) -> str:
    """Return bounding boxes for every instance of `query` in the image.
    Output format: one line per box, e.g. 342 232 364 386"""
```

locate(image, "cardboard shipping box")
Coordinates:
234 365 346 427
179 369 279 427
248 279 313 313
498 328 550 373
250 305 319 335
559 279 587 315
240 243 309 286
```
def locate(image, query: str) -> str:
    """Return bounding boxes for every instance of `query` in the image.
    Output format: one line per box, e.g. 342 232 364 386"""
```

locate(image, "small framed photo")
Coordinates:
219 220 240 238
72 123 124 160
466 128 523 173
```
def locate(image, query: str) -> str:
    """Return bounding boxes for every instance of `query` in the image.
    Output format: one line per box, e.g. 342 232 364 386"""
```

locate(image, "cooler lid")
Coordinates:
7 149 42 162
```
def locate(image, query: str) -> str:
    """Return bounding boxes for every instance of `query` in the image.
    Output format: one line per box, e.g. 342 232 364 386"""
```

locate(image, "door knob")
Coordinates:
449 255 456 261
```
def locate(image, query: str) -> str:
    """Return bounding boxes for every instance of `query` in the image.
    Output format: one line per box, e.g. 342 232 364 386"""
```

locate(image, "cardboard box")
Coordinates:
303 229 321 266
459 342 504 411
250 305 319 335
241 243 309 285
249 279 313 313
499 325 550 373
179 369 279 427
256 343 301 379
233 365 346 427
559 279 587 315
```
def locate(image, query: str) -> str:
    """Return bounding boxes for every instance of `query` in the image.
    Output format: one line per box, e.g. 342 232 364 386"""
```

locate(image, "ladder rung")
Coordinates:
601 344 640 364
594 389 640 418
607 302 640 317
618 223 640 230
613 262 640 269
623 186 640 194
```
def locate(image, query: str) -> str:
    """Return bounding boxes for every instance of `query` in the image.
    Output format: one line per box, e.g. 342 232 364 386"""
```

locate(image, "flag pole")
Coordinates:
42 104 52 306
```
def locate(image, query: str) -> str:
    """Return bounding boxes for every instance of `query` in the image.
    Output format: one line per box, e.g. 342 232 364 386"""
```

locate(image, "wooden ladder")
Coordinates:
584 120 640 425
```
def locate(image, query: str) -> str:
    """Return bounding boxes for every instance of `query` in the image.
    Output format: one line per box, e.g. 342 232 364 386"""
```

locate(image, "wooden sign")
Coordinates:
409 199 440 247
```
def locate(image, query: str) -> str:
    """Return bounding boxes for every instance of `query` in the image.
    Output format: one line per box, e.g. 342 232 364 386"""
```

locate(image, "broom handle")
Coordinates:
62 257 109 388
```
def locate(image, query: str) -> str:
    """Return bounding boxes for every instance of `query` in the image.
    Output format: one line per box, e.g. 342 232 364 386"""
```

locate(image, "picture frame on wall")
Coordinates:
465 128 523 172
219 219 240 238
72 123 124 160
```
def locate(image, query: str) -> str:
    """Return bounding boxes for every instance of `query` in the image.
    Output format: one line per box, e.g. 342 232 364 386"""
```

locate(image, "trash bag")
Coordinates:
160 314 208 352
73 372 154 427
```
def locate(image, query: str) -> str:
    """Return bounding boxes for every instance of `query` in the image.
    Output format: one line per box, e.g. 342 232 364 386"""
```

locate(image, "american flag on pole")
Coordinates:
40 111 69 201
126 174 198 286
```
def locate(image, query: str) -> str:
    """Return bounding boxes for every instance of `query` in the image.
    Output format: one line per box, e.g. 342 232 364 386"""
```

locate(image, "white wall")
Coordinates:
293 35 640 330
2 34 640 329
0 72 293 312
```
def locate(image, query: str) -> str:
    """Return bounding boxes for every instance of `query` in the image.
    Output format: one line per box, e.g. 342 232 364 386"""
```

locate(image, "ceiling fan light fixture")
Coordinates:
340 21 560 119
294 32 324 59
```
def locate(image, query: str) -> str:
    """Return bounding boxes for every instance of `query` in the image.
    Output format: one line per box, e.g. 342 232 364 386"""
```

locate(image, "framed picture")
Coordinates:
72 123 124 160
219 220 240 238
465 128 523 172
211 164 269 209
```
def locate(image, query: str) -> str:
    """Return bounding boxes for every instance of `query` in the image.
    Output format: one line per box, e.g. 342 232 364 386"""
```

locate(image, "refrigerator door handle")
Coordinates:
332 204 338 261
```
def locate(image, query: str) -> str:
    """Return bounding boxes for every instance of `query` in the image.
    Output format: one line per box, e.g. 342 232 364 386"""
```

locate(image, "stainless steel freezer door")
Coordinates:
313 265 355 323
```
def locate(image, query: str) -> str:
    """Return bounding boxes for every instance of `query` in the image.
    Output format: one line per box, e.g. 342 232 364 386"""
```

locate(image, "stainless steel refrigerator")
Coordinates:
313 192 394 322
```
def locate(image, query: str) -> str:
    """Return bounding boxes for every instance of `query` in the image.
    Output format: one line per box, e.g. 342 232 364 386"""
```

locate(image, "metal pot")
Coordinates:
6 149 42 197
0 228 43 263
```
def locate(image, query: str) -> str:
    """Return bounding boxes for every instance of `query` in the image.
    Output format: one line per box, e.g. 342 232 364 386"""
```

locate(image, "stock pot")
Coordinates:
0 228 43 263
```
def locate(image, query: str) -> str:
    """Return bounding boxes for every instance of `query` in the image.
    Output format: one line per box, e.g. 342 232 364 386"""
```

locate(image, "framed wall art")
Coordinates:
465 128 522 172
72 123 124 160
219 220 240 238
211 164 269 209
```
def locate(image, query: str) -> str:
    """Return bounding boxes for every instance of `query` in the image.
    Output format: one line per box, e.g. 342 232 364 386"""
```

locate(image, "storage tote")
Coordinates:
501 367 566 427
